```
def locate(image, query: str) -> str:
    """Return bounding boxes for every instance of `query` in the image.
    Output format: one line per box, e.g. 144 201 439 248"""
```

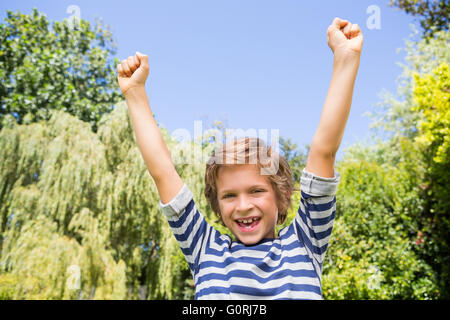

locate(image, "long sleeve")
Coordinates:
294 168 341 279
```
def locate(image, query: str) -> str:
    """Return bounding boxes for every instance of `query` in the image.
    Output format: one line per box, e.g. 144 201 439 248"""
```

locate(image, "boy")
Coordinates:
117 17 363 299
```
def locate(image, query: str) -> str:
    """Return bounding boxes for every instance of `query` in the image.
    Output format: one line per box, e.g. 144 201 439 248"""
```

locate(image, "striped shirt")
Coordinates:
159 168 340 300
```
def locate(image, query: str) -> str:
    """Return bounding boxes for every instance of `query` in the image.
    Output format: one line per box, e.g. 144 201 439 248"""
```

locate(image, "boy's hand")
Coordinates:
117 52 149 96
327 17 363 57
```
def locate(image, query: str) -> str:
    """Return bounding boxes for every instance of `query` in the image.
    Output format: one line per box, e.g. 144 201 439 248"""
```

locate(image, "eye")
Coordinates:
223 194 235 199
253 189 264 193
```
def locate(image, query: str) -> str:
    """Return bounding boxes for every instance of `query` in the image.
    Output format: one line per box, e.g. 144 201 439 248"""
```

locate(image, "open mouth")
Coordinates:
235 217 261 232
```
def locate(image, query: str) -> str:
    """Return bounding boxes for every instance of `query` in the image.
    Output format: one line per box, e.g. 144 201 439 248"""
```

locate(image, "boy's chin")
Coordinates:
235 233 265 246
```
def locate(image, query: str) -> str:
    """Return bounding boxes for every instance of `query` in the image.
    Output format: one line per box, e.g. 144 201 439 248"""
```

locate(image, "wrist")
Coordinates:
124 86 147 101
333 49 361 65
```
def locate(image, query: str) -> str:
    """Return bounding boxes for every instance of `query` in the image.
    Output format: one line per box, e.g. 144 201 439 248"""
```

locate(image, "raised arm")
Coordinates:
117 52 183 204
306 18 363 178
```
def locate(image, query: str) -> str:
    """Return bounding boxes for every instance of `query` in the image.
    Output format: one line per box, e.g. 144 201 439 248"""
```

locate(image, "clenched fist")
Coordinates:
117 52 149 96
327 17 363 57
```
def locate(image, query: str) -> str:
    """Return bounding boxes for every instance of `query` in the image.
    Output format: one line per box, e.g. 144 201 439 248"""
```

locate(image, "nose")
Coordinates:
236 194 254 212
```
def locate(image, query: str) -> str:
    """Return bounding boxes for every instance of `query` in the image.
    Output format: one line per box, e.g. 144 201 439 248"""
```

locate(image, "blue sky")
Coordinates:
0 0 421 161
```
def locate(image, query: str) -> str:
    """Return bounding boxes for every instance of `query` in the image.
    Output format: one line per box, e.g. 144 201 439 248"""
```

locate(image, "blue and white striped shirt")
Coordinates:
159 168 340 300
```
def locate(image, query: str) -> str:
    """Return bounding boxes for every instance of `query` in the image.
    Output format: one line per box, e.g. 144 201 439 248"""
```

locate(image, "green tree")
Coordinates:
410 62 450 297
0 8 121 133
366 27 449 141
279 136 307 184
389 0 450 37
412 63 449 165
322 154 438 299
0 102 181 299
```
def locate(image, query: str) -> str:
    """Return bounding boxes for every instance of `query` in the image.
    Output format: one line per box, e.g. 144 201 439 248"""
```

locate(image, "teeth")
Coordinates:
237 218 259 224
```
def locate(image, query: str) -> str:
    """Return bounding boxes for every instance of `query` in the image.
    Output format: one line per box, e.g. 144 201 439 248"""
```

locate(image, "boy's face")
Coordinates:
216 164 278 245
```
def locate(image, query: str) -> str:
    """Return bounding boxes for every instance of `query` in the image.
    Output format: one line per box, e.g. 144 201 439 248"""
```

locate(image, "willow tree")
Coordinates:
0 100 207 299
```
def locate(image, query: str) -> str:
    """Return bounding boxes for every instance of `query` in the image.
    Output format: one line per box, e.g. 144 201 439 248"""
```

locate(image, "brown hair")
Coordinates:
204 137 294 225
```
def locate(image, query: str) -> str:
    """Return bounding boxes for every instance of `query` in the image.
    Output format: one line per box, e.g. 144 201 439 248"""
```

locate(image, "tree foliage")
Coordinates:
413 63 449 165
323 155 438 299
389 0 450 37
410 62 450 297
279 136 308 184
366 27 449 140
0 103 182 299
0 8 121 133
362 26 449 298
